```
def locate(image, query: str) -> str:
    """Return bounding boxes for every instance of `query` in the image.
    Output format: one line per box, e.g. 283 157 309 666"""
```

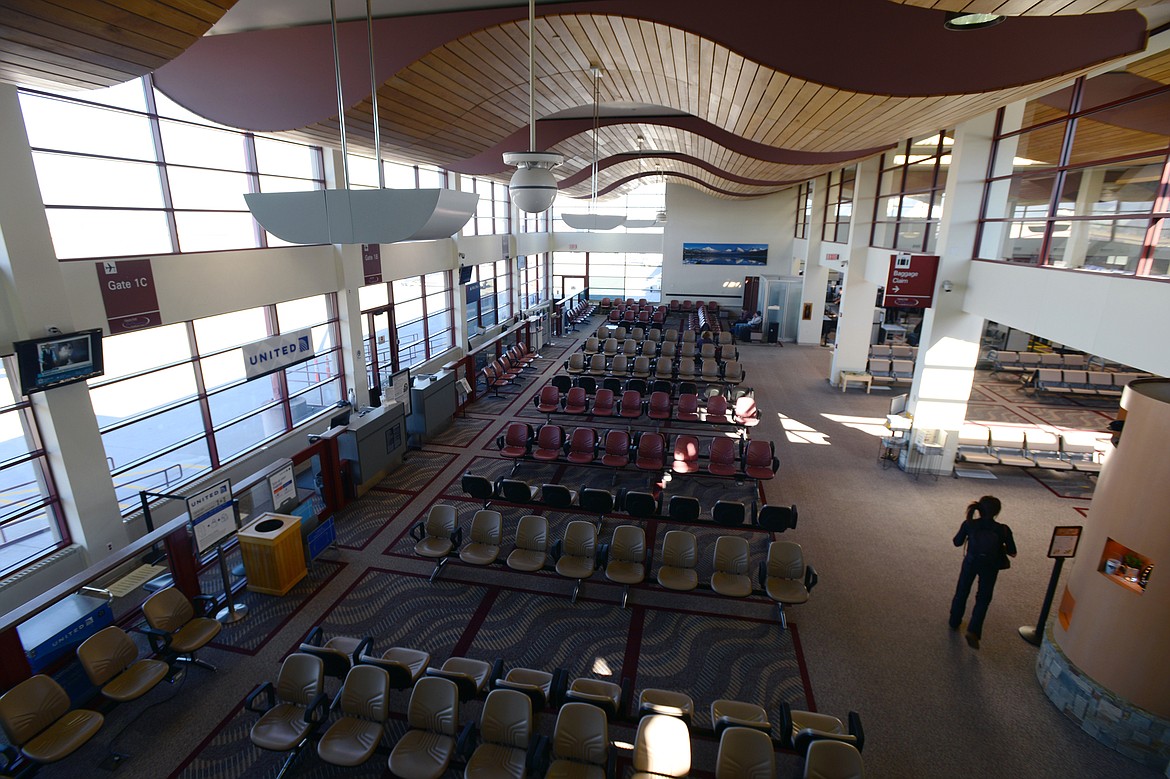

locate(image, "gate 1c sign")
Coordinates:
97 259 162 332
242 329 316 379
883 253 940 309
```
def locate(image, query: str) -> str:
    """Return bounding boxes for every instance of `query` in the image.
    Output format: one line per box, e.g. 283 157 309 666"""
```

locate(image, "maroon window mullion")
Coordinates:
420 275 432 359
266 304 294 431
187 321 220 468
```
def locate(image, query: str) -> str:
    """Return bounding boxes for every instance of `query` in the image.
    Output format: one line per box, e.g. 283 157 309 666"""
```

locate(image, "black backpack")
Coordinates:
969 521 1002 563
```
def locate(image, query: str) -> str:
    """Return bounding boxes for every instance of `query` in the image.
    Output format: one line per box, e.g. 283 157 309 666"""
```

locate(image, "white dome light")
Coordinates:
504 150 563 213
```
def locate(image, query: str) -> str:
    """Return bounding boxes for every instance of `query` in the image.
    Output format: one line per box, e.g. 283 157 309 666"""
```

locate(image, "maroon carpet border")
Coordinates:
451 587 500 657
166 697 247 779
789 624 816 712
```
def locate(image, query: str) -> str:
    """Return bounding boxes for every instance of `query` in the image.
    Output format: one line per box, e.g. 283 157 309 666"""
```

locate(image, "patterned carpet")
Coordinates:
333 491 413 550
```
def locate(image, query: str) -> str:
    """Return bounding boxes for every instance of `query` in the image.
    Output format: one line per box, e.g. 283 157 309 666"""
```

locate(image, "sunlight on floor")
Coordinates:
777 413 831 445
592 657 613 676
821 413 891 438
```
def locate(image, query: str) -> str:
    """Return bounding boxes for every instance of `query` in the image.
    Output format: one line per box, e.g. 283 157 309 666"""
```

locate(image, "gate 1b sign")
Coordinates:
883 253 939 308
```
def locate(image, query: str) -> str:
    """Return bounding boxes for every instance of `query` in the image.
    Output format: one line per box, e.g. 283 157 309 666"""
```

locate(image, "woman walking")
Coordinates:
949 496 1016 648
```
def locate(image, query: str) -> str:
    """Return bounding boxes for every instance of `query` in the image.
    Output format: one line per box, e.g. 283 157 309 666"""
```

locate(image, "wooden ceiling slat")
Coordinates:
50 0 211 38
0 8 180 67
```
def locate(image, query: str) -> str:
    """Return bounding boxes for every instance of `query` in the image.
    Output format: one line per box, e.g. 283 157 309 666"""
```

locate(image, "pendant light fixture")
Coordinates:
505 0 563 213
244 0 478 244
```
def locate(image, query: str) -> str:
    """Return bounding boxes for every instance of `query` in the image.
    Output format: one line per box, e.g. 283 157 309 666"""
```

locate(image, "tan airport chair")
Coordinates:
710 699 770 737
638 689 695 724
782 701 864 757
803 740 864 779
631 714 691 779
299 626 372 682
555 520 599 603
388 677 461 779
412 503 461 582
563 677 626 719
427 656 496 702
507 515 549 572
711 536 753 598
605 525 646 608
656 531 698 592
246 653 329 778
77 625 169 702
317 664 392 767
358 646 432 689
465 688 533 779
0 675 103 770
460 509 503 566
141 586 222 670
716 726 775 779
546 702 610 779
761 541 818 630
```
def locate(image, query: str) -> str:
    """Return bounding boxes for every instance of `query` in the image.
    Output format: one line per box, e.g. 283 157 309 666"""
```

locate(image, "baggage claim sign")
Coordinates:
883 253 940 309
241 329 315 380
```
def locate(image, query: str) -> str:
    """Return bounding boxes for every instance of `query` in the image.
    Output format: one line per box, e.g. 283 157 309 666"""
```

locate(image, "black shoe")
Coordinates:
948 621 960 631
965 631 980 649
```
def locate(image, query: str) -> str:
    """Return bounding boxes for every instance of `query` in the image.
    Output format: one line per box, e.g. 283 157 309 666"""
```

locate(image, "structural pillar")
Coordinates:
797 174 830 346
829 157 881 385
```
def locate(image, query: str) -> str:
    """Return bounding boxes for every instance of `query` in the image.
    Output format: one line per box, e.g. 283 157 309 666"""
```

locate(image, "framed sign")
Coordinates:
187 480 235 556
267 459 297 514
1048 526 1083 558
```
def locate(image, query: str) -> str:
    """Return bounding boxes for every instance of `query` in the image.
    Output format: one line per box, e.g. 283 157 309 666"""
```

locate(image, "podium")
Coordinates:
238 513 307 596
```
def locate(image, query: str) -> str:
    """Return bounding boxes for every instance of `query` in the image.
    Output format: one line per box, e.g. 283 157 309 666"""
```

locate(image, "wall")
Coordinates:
965 261 1170 376
661 184 795 305
549 231 663 254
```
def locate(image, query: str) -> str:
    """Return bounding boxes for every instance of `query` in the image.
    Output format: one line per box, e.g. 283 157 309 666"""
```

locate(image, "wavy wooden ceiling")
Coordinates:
0 0 1164 199
888 0 1160 14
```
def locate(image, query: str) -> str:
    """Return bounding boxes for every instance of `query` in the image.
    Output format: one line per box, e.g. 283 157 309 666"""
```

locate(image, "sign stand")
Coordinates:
1020 526 1082 646
215 541 247 624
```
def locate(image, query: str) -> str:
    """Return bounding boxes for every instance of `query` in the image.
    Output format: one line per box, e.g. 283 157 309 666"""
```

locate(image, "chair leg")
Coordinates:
777 602 787 630
621 585 630 609
274 742 308 779
571 579 581 604
430 557 449 583
176 654 217 671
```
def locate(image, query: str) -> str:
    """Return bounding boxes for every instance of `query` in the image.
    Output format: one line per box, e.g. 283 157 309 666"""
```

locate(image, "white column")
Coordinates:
1060 167 1106 269
906 111 1003 472
829 157 882 384
797 175 830 345
0 84 126 562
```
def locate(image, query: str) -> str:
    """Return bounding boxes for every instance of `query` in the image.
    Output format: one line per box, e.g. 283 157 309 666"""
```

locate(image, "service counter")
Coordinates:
338 401 407 496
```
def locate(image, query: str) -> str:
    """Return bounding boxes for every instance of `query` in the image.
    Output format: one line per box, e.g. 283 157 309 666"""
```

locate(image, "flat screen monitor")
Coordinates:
13 329 104 395
329 409 352 429
458 265 474 285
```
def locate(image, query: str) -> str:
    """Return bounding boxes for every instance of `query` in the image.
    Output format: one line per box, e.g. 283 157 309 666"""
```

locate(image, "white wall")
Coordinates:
965 260 1170 376
661 184 795 305
549 231 663 254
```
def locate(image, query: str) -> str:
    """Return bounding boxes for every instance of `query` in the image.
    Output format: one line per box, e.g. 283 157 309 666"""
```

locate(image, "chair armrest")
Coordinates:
0 743 21 776
351 637 373 664
455 720 478 763
304 692 331 726
409 521 426 542
245 681 275 714
549 668 568 708
618 676 633 719
793 727 859 757
303 625 324 647
848 711 864 751
779 701 794 749
758 561 768 590
805 565 819 593
489 657 505 687
451 527 464 550
496 435 505 449
605 742 617 779
141 626 173 654
192 594 218 617
550 540 563 561
526 734 548 775
597 544 610 569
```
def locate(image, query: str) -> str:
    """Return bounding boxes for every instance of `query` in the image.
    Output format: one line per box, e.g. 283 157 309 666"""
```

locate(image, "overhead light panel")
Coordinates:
944 12 1005 30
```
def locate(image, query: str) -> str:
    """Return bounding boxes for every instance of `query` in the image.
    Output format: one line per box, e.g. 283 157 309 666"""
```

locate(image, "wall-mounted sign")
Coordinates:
267 459 297 514
187 480 235 556
96 259 161 332
825 253 840 261
242 328 315 379
883 253 940 308
361 244 382 285
1048 526 1083 558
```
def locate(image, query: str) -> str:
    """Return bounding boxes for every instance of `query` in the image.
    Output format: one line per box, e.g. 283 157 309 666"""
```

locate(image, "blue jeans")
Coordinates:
949 558 1000 637
734 324 753 341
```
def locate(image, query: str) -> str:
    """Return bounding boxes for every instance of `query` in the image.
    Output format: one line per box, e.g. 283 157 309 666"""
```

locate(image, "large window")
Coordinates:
459 176 511 236
520 253 547 309
89 295 343 514
20 77 326 259
978 66 1170 277
553 252 662 301
795 181 813 239
360 273 455 389
822 166 856 244
465 260 513 334
872 132 951 253
0 358 65 576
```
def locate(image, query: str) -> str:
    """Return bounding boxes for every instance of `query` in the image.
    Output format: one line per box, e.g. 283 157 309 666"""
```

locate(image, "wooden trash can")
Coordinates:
238 513 307 596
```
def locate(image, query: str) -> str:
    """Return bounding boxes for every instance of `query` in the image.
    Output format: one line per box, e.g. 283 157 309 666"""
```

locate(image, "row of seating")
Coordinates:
693 301 722 335
866 358 914 384
482 344 545 395
496 425 779 480
413 502 814 620
1029 369 1149 398
255 638 861 779
533 386 758 428
956 427 1105 473
462 472 797 530
989 349 1088 374
867 344 917 361
607 307 667 325
583 336 740 363
547 373 753 402
0 586 222 775
595 325 735 346
566 352 747 385
564 299 596 330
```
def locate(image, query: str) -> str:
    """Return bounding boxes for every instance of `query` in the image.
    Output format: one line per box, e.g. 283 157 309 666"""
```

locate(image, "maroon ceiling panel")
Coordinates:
446 116 891 175
557 152 799 188
152 0 1148 133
